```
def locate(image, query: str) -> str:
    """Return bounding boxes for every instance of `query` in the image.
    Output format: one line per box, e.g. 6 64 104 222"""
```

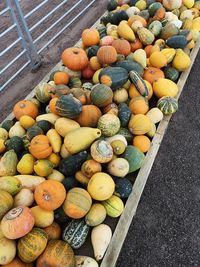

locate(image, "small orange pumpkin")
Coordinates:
53 72 69 85
61 47 89 71
129 96 149 115
133 135 151 153
13 100 38 120
143 67 165 84
82 29 100 47
34 180 66 211
89 56 101 70
81 159 102 178
49 97 59 114
112 39 131 56
144 45 153 57
130 38 143 52
43 222 61 241
29 135 52 159
75 105 102 127
97 45 117 65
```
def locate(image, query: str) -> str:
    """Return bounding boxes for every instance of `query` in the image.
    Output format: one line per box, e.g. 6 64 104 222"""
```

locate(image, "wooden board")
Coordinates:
2 9 200 267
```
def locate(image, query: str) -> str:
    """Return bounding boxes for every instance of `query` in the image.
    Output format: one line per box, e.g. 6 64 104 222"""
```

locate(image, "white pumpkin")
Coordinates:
163 0 182 10
126 7 140 17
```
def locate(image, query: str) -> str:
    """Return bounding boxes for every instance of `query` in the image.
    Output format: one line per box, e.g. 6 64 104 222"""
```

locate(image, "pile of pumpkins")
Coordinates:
0 0 200 266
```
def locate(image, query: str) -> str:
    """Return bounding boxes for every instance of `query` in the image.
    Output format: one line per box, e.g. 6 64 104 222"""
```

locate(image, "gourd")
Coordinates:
62 219 90 249
55 117 80 137
97 45 117 65
122 145 145 173
153 78 179 98
36 113 59 124
162 66 179 82
149 51 167 68
114 177 132 198
63 188 92 219
117 20 135 41
91 224 112 261
34 180 66 211
128 114 152 135
162 0 182 10
43 222 61 240
113 88 128 104
90 84 113 108
55 94 82 118
29 135 52 159
129 96 149 115
82 29 100 47
116 60 144 76
160 23 179 40
146 107 163 124
132 49 147 68
75 256 99 267
0 190 14 220
9 122 26 138
137 27 155 45
19 115 35 129
14 175 45 191
1 206 35 239
36 240 75 267
148 20 162 36
87 45 100 58
35 83 52 103
47 169 65 182
81 159 102 178
64 127 101 154
46 129 62 153
87 172 115 201
118 103 131 127
90 140 113 164
31 206 54 228
2 257 34 266
33 159 54 177
85 203 107 226
129 70 148 97
107 158 129 177
99 67 129 90
161 48 176 64
102 195 124 218
17 228 48 263
1 120 14 132
143 67 164 84
0 176 21 196
75 171 90 186
17 153 35 175
172 49 191 71
157 96 178 115
75 105 102 127
166 35 188 49
0 150 18 177
26 126 43 140
13 100 38 120
97 114 120 137
133 135 151 153
0 237 16 265
14 189 34 207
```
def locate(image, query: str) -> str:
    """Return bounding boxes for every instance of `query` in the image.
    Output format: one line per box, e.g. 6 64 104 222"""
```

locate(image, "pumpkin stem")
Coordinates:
43 194 50 201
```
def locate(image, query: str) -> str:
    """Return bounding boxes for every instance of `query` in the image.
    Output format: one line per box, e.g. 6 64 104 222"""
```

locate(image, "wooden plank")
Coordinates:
100 39 200 267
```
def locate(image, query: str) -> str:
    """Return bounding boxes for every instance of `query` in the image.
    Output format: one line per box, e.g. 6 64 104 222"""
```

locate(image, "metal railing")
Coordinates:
0 0 96 91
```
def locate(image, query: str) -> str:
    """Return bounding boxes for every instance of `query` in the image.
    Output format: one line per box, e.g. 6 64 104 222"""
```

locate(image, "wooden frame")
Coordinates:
2 10 200 267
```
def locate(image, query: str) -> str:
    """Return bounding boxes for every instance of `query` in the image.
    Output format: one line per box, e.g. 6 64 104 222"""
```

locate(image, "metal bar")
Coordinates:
0 50 26 75
24 0 49 19
38 0 96 53
0 37 21 56
34 0 83 45
0 61 30 92
29 0 69 32
0 7 10 16
0 24 16 38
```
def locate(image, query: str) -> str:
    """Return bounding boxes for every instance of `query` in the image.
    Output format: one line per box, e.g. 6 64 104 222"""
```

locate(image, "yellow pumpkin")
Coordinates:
172 49 191 71
128 114 152 135
153 78 179 98
33 159 54 177
31 206 54 228
149 51 167 68
161 48 176 64
183 0 195 8
17 154 35 175
192 17 200 31
19 115 35 129
0 237 16 265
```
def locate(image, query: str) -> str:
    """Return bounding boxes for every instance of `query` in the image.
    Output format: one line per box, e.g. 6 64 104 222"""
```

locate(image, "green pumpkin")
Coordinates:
116 60 144 77
99 67 128 90
157 96 178 115
96 24 107 39
107 0 118 11
56 94 82 118
118 103 131 128
35 82 52 103
1 120 14 132
162 66 179 82
26 126 43 141
122 145 145 173
35 120 52 134
68 77 82 88
87 45 99 58
114 177 132 198
148 2 162 17
166 35 188 49
6 136 24 155
90 84 113 107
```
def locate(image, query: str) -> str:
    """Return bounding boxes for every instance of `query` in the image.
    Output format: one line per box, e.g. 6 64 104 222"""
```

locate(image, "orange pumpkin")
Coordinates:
29 135 52 159
130 38 143 52
81 65 95 79
13 100 38 120
61 47 89 71
34 180 66 211
75 105 102 127
102 102 119 116
82 29 100 47
89 56 101 70
53 72 69 85
144 45 153 57
133 135 151 153
49 97 59 114
97 45 117 65
3 257 34 267
37 240 75 267
63 187 92 219
129 84 141 98
151 7 166 21
143 67 165 84
129 96 149 115
112 39 131 56
81 159 102 178
43 222 61 241
70 88 87 105
128 15 147 27
1 206 35 239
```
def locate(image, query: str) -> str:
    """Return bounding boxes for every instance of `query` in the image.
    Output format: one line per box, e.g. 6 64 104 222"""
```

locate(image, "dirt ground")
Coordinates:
0 0 107 122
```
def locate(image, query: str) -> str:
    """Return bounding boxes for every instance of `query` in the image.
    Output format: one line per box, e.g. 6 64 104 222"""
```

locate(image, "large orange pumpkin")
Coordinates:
36 240 75 267
1 206 35 239
82 29 100 46
61 47 89 71
43 222 61 241
13 100 38 120
143 67 165 84
3 257 33 267
112 39 131 56
34 180 66 211
97 46 117 65
29 135 52 159
75 105 102 127
63 187 92 219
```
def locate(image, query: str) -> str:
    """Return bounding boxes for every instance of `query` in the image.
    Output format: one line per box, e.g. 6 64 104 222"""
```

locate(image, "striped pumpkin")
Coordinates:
157 96 178 115
55 94 82 118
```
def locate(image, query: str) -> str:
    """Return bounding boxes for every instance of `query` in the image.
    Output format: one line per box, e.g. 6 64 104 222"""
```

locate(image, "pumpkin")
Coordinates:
133 135 151 153
61 47 89 71
54 72 69 85
1 206 35 239
35 120 52 134
97 114 120 137
112 39 131 56
13 100 38 120
75 105 102 127
97 45 117 65
102 195 124 218
89 56 101 71
128 114 152 135
0 190 13 220
49 97 59 114
87 172 115 201
107 158 129 177
172 49 191 71
63 187 92 219
55 94 82 118
69 88 86 105
0 237 16 265
17 228 48 263
153 78 179 98
90 140 113 163
29 135 52 159
100 35 114 46
82 29 100 47
43 222 61 240
129 96 149 115
26 126 44 141
81 159 102 178
85 203 107 226
19 115 35 129
90 84 113 107
149 51 167 68
36 240 75 267
3 257 34 266
34 180 66 211
31 206 54 228
35 83 53 103
143 67 165 84
157 96 178 115
6 136 24 155
81 65 95 79
162 0 182 10
130 38 143 52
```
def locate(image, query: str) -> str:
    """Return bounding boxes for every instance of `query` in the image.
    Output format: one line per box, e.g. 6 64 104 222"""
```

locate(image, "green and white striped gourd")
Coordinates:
157 96 178 115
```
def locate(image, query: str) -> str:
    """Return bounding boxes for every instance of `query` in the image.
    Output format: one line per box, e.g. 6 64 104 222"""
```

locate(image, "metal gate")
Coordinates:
0 0 96 91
